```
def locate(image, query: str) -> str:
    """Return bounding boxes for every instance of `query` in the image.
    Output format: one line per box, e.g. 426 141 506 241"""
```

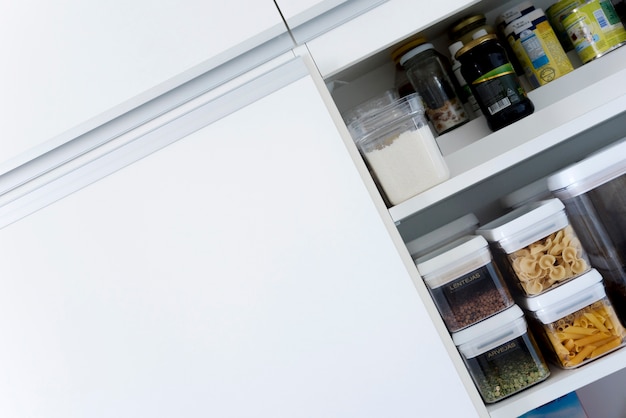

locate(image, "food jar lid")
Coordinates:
476 198 568 253
406 213 479 258
455 33 498 59
546 138 626 199
449 14 487 38
519 269 606 323
500 177 552 210
399 42 436 66
391 37 428 64
416 235 492 288
448 41 465 62
496 1 536 26
503 8 548 38
452 305 527 357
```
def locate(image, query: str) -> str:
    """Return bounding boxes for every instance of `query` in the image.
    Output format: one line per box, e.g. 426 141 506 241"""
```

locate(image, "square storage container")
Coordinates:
452 305 550 403
547 138 626 322
416 235 513 332
347 93 449 206
476 198 590 297
518 269 626 369
405 213 479 260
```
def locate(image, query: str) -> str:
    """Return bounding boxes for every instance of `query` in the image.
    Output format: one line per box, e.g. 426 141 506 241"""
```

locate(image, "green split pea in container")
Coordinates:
455 31 535 131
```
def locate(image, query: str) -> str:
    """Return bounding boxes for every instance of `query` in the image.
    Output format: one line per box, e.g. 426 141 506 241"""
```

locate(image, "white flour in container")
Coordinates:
363 126 449 205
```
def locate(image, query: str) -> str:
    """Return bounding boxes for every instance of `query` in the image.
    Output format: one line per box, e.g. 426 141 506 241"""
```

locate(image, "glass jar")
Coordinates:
391 40 420 98
455 32 535 131
399 41 469 135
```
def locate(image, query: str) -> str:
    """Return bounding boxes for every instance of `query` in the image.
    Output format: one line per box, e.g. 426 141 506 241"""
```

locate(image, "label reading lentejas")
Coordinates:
470 63 526 115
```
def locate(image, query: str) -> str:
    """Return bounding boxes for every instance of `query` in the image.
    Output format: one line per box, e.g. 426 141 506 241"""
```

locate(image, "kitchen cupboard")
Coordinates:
0 54 479 418
1 0 625 416
0 0 291 174
305 0 626 416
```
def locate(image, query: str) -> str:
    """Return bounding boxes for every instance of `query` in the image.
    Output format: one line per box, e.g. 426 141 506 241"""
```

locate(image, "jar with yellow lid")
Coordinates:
449 14 495 44
390 38 423 97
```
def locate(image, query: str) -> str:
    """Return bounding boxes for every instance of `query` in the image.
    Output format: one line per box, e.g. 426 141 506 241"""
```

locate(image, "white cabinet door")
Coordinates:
0 57 481 418
0 0 287 171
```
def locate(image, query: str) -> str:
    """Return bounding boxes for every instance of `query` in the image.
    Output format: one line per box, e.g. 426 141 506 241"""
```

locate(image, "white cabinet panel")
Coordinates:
0 59 480 417
0 0 286 171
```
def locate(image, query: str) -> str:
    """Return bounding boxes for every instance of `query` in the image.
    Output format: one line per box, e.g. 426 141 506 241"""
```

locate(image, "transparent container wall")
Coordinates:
429 261 514 332
560 181 626 323
534 297 626 369
502 225 591 297
463 331 550 403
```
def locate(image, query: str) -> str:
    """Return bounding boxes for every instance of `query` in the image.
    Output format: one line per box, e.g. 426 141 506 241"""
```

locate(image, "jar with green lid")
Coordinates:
449 14 495 44
399 41 469 135
455 31 534 131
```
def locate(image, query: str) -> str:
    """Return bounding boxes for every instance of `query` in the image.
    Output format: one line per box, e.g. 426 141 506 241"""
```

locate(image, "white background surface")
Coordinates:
0 72 478 417
0 0 284 167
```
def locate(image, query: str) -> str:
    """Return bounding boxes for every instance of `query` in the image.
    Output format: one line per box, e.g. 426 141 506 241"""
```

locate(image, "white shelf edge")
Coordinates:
389 58 626 223
487 348 626 418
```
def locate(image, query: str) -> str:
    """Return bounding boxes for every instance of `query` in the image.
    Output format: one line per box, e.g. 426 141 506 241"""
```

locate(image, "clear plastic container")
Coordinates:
547 138 626 322
519 269 626 368
405 213 479 260
452 305 550 403
476 198 591 297
416 235 514 332
348 93 449 205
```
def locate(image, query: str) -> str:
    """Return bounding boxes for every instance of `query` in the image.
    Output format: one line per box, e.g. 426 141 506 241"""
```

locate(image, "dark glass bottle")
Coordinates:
455 32 534 132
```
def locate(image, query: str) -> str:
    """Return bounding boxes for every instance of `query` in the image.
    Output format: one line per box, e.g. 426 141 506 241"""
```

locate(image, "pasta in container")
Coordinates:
476 198 591 297
518 269 626 369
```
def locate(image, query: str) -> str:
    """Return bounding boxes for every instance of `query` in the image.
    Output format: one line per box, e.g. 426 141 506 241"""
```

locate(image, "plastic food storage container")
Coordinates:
518 269 626 369
405 213 479 260
348 93 449 206
476 198 590 297
547 138 626 321
416 235 514 332
452 304 550 403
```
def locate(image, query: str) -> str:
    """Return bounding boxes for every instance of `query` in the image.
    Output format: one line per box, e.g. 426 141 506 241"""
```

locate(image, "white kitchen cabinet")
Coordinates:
0 54 481 418
0 0 291 173
304 0 626 416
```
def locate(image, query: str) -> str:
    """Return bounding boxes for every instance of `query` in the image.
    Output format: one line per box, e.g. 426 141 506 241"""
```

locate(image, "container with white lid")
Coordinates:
405 213 479 260
518 269 626 369
476 198 590 297
500 177 552 210
416 235 513 332
452 304 550 403
547 138 626 321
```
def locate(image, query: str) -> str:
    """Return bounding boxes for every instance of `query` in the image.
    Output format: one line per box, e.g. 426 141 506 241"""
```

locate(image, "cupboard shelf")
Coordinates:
389 46 626 224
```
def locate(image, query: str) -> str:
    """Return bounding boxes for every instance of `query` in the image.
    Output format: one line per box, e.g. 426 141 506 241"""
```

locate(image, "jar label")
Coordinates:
471 64 526 116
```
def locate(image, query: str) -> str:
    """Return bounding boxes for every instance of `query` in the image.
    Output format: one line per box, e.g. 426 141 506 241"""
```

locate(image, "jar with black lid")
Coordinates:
400 41 469 135
455 31 534 131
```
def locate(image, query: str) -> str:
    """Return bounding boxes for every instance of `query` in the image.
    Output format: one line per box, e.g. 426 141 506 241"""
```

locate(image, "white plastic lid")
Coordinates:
500 177 552 210
472 29 489 39
405 213 479 258
452 305 527 358
547 138 626 199
399 43 435 66
518 269 605 323
416 235 491 288
503 8 547 38
476 198 568 253
496 1 536 26
448 41 464 60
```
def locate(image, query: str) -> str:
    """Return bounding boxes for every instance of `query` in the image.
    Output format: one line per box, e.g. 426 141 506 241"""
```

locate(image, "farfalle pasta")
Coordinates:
509 225 589 295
